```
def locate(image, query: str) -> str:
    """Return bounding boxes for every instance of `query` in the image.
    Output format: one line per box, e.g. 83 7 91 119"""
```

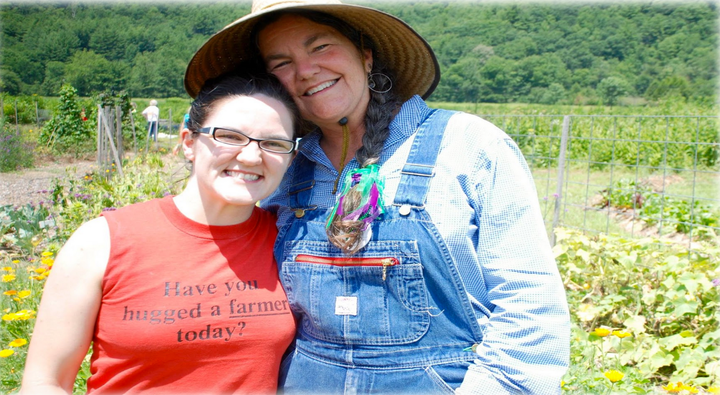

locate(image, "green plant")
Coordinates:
597 178 720 241
0 94 46 125
0 120 34 172
0 204 52 253
38 84 95 156
1 154 184 394
556 227 719 393
48 154 183 240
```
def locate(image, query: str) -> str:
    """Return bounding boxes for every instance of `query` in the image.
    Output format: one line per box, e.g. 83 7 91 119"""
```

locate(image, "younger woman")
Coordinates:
20 74 300 395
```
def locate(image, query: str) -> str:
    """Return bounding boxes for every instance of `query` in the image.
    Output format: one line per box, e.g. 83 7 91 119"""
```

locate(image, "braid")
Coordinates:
355 65 402 167
326 64 400 255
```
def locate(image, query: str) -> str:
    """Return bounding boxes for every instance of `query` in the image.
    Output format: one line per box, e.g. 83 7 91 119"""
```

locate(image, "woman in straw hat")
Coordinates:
185 1 570 393
20 74 299 394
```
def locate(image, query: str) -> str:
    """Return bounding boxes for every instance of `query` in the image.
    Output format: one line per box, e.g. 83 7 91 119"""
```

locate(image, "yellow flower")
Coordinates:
3 290 17 296
707 386 720 393
17 290 31 299
612 330 632 338
41 257 54 266
12 310 36 320
2 266 13 271
2 313 14 321
561 380 565 388
593 327 611 337
41 251 53 257
8 338 27 347
663 382 699 394
0 349 14 357
34 267 47 274
11 260 19 264
2 274 16 282
604 370 624 383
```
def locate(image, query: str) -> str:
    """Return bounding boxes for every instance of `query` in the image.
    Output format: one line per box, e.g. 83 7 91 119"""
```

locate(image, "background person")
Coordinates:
20 74 300 395
185 1 571 393
141 99 160 142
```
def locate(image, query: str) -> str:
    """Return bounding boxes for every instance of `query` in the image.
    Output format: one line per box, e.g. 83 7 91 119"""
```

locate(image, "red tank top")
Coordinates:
89 197 295 394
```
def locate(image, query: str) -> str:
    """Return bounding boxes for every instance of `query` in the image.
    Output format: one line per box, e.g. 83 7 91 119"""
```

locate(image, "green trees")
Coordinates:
597 77 631 106
0 2 716 104
63 50 127 97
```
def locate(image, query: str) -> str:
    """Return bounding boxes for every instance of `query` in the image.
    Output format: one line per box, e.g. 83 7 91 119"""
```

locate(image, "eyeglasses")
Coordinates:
197 127 298 154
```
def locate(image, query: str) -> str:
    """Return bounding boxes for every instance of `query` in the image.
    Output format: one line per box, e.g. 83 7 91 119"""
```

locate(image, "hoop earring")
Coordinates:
368 73 392 94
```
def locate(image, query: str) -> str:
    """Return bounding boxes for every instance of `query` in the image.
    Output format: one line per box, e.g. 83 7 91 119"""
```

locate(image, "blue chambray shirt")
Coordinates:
262 95 570 394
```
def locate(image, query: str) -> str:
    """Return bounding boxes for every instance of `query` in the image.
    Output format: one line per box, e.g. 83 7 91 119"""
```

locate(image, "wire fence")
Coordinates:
483 114 720 248
5 97 719 248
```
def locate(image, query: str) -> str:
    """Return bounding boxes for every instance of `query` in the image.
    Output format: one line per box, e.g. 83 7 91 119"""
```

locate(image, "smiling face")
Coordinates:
258 14 372 130
182 93 295 210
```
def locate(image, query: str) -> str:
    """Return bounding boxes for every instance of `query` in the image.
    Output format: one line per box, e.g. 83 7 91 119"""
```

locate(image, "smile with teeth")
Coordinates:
223 170 260 181
305 80 338 96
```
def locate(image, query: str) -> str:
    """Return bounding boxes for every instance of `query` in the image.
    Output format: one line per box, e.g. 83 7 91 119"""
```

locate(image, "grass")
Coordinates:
534 166 719 244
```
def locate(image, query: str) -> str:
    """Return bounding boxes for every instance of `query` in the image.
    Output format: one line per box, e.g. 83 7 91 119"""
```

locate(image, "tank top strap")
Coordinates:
393 109 455 208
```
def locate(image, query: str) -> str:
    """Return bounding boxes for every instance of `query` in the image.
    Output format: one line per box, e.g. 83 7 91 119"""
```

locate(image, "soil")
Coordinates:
0 153 187 207
0 157 97 207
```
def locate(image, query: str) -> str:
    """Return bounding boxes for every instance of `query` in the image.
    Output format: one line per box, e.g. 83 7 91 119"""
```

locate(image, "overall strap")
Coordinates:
288 155 317 210
393 109 455 208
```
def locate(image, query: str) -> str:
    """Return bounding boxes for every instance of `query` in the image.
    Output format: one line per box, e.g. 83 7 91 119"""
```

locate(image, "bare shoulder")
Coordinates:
53 217 110 280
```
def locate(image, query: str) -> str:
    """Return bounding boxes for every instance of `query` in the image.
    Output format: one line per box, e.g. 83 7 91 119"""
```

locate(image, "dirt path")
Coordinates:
0 159 97 207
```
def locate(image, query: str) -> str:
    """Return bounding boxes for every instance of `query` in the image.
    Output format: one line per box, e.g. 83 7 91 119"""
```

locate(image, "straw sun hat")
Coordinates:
183 0 440 101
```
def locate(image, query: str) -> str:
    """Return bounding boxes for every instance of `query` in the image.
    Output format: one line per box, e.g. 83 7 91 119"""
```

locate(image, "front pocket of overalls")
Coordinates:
281 240 430 345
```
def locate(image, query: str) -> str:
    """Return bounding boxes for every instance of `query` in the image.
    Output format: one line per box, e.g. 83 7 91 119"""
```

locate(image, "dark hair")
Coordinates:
187 73 302 138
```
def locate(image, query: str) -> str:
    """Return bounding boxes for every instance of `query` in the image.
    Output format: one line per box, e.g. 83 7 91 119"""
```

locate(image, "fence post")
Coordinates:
97 105 103 168
35 101 40 125
100 106 124 177
115 106 123 160
130 110 137 154
550 115 571 245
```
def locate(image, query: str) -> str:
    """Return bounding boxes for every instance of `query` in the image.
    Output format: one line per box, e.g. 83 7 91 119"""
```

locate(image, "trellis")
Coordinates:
96 105 125 177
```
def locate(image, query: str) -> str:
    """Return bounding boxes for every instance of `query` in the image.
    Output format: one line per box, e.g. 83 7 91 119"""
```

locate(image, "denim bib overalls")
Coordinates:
275 110 483 394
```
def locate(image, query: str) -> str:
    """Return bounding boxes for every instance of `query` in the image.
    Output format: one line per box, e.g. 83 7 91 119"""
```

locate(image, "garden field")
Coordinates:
1 96 718 394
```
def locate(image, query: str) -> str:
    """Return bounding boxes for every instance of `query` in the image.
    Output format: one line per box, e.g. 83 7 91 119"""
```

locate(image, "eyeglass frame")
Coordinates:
196 126 299 154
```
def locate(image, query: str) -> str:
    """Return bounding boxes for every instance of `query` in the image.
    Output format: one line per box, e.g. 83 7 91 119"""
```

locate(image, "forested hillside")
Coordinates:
0 1 716 104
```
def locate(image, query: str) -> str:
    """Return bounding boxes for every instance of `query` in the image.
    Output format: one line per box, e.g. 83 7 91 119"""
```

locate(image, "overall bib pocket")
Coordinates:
280 240 430 345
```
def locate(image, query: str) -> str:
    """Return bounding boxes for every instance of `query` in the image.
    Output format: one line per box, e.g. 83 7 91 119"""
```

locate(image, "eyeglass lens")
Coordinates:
213 128 294 153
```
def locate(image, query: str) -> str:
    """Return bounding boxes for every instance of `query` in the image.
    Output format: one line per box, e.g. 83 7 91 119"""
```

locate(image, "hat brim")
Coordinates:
184 3 440 101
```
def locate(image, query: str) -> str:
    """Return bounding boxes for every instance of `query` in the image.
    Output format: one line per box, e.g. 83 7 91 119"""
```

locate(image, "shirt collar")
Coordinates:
296 95 430 164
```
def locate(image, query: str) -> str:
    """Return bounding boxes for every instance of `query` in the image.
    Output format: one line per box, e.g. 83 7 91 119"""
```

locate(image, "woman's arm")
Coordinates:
20 217 110 395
